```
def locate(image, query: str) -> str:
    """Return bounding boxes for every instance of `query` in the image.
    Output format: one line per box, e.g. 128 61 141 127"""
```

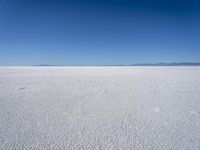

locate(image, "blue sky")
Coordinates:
0 0 200 65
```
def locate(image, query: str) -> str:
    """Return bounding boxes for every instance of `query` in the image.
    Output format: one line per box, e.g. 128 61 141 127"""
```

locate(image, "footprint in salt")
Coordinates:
154 108 160 113
18 87 26 91
189 110 199 116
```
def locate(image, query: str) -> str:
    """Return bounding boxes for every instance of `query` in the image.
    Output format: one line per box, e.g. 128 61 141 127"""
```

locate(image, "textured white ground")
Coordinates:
0 67 200 150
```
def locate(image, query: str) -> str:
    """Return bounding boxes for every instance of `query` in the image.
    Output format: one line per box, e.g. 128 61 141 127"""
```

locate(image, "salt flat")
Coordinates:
0 67 200 150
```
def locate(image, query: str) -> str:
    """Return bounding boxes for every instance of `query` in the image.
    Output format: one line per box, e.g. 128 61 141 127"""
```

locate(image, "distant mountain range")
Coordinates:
34 62 200 66
33 64 56 66
130 62 200 66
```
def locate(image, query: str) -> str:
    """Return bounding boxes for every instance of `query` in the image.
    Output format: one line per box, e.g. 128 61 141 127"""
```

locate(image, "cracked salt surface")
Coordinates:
0 67 200 150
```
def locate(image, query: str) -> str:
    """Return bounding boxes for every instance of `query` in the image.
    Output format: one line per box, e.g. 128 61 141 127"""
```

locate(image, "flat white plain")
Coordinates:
0 67 200 150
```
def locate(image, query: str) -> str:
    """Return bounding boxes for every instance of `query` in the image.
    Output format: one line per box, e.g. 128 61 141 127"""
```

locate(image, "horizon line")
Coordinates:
1 62 200 67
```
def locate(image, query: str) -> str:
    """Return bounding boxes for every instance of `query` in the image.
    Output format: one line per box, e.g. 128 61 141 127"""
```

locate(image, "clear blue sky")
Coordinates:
0 0 200 65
